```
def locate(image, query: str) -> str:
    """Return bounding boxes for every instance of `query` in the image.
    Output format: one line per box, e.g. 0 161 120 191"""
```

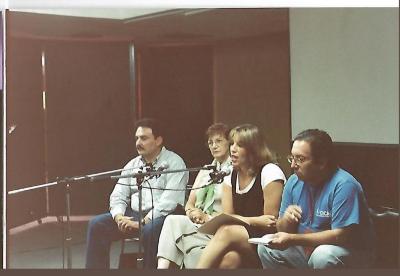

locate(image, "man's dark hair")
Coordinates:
294 129 337 171
134 118 163 139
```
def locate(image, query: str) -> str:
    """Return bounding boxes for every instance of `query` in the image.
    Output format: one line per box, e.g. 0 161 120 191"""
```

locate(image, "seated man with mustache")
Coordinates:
85 118 189 269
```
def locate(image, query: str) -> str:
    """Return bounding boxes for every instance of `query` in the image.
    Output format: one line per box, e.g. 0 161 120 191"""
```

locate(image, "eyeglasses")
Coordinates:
287 155 310 165
207 139 224 147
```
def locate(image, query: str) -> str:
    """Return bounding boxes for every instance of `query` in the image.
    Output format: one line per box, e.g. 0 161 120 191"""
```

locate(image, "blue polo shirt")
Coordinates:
280 168 375 250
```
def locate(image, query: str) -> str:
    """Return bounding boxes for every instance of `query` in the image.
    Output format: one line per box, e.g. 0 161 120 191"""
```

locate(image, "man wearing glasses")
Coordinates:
257 129 375 268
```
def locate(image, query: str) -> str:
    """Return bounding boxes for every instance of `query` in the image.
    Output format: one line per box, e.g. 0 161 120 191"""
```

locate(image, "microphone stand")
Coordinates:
8 178 74 268
65 183 72 269
135 170 145 269
7 164 218 269
7 166 142 269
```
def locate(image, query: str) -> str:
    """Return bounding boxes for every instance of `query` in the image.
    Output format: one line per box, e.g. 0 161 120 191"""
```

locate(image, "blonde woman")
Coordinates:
196 124 286 268
157 123 232 269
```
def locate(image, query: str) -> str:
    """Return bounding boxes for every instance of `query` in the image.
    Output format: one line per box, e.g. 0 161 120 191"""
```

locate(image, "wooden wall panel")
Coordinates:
45 41 134 215
139 46 214 171
6 37 47 228
334 143 399 268
214 25 291 175
6 36 134 225
334 143 399 209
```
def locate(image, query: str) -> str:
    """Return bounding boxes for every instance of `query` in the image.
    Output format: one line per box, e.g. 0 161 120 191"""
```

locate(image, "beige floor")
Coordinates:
7 219 138 269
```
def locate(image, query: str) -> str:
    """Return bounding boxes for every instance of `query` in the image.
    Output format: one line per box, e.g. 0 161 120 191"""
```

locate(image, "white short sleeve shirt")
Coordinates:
225 163 286 194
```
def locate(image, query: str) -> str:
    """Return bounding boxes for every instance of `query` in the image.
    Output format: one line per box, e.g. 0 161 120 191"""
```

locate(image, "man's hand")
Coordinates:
282 205 302 224
114 214 139 234
276 205 302 233
268 232 294 250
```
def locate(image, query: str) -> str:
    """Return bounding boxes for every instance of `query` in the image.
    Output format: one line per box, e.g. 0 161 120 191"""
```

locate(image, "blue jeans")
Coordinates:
257 244 375 269
85 210 166 269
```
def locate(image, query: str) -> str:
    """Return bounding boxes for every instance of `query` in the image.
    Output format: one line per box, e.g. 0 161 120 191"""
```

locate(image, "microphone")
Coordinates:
141 162 170 179
202 164 217 171
155 162 169 171
115 164 215 179
209 168 231 183
88 164 151 182
141 163 154 172
219 168 232 177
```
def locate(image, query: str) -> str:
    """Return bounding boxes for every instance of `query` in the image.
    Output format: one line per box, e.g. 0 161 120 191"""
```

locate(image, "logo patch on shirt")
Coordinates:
316 209 331 218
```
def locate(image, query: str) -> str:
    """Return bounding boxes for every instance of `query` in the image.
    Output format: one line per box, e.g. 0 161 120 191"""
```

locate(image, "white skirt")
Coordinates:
157 215 213 268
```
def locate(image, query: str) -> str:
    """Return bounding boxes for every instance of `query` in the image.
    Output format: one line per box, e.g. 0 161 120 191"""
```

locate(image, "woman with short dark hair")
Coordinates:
157 123 232 269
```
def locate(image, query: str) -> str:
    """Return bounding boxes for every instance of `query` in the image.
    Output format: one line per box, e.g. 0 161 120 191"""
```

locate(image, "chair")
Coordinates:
118 204 187 268
369 206 399 268
118 235 142 269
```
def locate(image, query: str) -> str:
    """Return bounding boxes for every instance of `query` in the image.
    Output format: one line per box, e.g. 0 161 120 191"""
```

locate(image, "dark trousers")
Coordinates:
85 211 166 269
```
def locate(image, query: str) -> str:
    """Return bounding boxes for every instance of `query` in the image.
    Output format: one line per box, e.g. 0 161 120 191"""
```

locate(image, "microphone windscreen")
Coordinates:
203 164 217 170
221 168 232 175
158 162 169 170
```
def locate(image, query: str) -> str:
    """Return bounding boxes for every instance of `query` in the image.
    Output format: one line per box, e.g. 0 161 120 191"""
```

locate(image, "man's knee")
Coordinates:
87 213 116 239
143 216 166 238
88 214 106 233
257 244 266 258
308 245 348 268
142 223 152 237
257 245 272 267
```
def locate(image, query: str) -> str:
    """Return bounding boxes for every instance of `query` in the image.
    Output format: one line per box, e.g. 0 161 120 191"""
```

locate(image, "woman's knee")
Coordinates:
219 251 241 269
163 215 174 225
215 225 248 242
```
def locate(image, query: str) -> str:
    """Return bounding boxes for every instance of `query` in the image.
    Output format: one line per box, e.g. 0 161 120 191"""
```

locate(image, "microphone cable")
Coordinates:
144 178 155 264
115 169 229 266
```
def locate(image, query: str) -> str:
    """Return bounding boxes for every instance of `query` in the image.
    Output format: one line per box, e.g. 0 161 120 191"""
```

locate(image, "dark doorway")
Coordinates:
138 45 214 170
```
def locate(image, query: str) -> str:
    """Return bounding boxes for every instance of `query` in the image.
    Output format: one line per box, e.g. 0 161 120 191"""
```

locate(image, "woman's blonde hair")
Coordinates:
230 124 275 176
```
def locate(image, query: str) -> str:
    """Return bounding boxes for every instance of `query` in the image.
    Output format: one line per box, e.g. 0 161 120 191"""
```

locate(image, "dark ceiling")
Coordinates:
7 8 288 46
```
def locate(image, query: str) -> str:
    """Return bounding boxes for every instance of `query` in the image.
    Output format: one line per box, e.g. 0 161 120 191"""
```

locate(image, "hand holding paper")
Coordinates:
248 234 276 246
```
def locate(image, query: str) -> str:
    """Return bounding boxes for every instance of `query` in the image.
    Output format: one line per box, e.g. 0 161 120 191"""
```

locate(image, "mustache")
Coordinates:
136 145 145 151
